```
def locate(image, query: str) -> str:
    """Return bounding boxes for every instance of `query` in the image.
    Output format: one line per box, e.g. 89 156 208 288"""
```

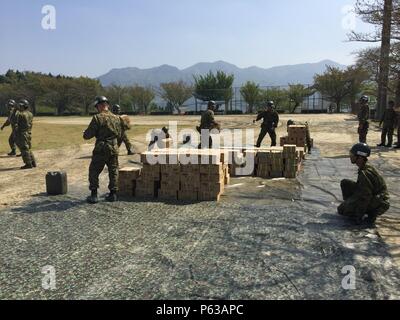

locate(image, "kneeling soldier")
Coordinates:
84 96 123 204
337 143 390 226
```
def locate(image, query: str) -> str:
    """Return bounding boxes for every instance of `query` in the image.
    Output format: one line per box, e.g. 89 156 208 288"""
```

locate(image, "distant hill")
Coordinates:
98 60 347 87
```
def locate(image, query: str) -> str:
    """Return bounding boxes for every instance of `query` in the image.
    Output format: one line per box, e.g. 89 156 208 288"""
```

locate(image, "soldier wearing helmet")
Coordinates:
83 96 124 204
357 95 370 143
112 104 134 155
254 101 279 147
1 99 20 156
337 143 390 226
197 100 221 149
378 100 397 148
14 99 36 169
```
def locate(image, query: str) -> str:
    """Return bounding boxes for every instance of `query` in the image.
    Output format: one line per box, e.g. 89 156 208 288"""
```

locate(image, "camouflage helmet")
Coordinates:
266 101 275 108
7 99 16 107
359 95 369 103
287 119 295 127
19 99 30 108
94 96 109 107
112 104 121 114
208 100 216 108
350 143 371 158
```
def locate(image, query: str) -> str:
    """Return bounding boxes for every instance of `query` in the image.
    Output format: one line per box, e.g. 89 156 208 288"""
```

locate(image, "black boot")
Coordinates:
87 190 99 204
32 161 37 168
377 143 385 147
106 191 118 202
127 149 134 155
7 150 16 156
20 164 33 170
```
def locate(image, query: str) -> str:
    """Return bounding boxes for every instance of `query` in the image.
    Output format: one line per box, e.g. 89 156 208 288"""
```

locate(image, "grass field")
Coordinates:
0 117 189 154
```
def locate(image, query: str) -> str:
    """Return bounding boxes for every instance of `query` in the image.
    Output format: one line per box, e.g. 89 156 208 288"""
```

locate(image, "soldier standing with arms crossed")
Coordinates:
357 96 370 144
15 99 36 169
84 96 123 204
254 101 279 148
1 99 20 156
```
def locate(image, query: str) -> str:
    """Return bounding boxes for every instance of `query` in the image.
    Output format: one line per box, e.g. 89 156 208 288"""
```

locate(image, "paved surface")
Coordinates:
1 151 400 300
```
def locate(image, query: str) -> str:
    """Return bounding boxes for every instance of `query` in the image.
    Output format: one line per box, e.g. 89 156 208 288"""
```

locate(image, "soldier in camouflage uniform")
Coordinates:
287 119 312 154
197 101 220 149
338 143 390 226
14 100 36 170
112 104 134 155
378 100 397 148
1 99 19 156
84 96 124 204
254 101 279 147
394 105 400 149
357 96 370 144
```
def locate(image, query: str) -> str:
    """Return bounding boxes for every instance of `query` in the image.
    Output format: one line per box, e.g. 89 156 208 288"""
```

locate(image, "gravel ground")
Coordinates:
1 150 400 300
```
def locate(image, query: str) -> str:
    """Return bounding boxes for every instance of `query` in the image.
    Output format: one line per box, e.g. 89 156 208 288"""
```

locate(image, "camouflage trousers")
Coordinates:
9 130 17 152
256 126 277 147
358 121 369 144
337 179 390 220
381 126 394 146
118 131 132 152
89 153 119 192
15 132 35 166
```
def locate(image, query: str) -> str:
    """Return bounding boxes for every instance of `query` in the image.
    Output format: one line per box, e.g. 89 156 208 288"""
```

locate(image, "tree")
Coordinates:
259 87 289 111
72 77 102 115
288 84 315 113
160 81 193 114
314 67 354 112
127 86 155 114
349 0 397 117
240 81 261 114
193 71 234 113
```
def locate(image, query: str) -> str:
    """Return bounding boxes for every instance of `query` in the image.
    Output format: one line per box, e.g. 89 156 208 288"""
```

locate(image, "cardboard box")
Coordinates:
198 191 221 202
158 189 177 200
178 190 198 202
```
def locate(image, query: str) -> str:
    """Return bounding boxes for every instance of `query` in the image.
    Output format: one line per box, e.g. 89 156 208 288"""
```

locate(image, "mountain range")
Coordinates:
97 60 347 87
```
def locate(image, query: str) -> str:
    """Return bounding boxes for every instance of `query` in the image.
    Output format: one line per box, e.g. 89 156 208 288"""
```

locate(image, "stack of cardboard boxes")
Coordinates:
280 125 307 149
118 167 141 196
119 149 229 202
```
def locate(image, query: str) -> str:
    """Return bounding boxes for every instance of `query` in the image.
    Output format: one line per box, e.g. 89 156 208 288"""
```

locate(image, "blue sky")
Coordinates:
0 0 376 77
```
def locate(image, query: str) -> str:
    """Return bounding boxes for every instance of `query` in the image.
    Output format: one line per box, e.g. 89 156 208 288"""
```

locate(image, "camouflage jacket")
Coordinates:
2 108 19 130
256 110 279 128
380 108 397 128
347 164 389 216
200 110 219 130
15 110 33 134
83 110 123 154
358 104 370 123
